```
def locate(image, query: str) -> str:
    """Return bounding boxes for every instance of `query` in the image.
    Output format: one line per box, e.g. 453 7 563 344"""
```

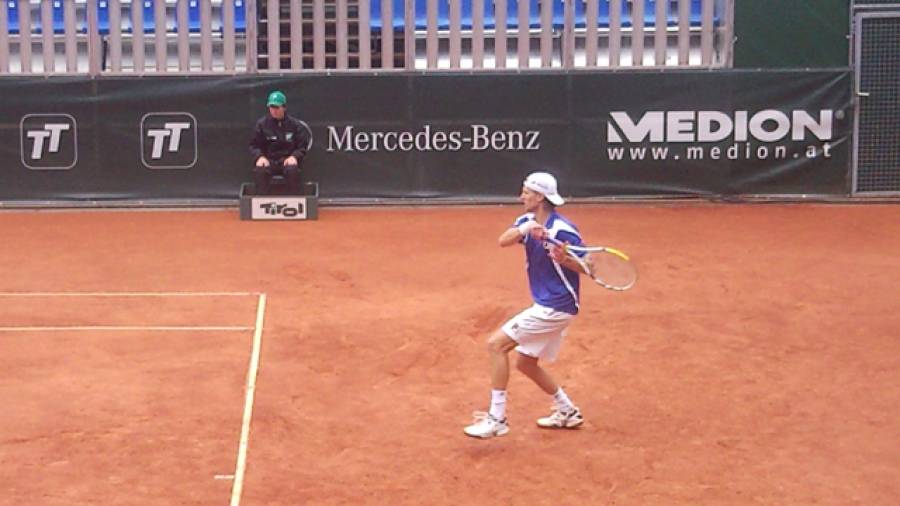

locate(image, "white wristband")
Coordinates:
517 221 538 236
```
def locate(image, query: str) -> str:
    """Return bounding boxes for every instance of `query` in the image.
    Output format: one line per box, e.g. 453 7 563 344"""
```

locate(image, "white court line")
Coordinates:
0 292 257 332
0 289 265 502
0 291 259 297
0 326 253 332
230 293 267 506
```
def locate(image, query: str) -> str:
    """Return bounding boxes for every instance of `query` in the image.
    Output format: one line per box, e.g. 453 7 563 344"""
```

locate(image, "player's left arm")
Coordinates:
548 231 594 276
548 244 591 274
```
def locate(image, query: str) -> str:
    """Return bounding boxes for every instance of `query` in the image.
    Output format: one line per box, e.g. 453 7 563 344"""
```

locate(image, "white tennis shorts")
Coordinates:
501 304 574 363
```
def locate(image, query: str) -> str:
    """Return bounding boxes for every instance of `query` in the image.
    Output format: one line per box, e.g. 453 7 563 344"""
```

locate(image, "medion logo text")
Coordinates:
326 125 540 153
607 110 834 144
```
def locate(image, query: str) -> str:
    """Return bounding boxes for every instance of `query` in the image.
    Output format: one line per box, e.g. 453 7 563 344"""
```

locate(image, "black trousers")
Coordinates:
253 160 301 195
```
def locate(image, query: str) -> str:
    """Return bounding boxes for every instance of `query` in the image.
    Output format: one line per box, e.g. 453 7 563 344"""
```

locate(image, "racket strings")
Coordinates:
549 237 637 291
589 251 637 290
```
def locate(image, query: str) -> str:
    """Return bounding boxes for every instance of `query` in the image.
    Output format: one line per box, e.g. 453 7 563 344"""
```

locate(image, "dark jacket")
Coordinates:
249 114 311 162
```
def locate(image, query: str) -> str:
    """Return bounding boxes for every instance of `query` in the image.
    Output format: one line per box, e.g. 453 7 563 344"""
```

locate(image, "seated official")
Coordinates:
249 90 311 195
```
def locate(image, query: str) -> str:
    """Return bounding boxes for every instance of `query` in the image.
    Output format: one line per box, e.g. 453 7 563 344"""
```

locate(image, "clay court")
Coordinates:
1 203 898 505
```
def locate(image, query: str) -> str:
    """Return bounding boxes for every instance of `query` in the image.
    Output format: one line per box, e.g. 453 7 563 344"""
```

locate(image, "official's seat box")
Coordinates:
240 182 319 220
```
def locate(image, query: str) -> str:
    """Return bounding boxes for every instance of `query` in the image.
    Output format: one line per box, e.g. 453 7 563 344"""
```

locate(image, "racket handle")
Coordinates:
545 236 565 248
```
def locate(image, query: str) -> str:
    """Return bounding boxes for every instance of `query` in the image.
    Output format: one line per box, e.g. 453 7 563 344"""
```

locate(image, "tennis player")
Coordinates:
464 171 588 439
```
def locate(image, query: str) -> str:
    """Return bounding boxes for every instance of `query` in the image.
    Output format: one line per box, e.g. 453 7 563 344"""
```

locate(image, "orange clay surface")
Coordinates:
0 204 898 505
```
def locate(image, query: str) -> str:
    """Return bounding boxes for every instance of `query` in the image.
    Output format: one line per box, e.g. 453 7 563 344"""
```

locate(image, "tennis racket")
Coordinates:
546 237 637 291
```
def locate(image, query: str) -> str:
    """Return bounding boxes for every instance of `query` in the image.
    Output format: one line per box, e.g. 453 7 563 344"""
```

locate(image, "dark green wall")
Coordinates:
734 0 850 68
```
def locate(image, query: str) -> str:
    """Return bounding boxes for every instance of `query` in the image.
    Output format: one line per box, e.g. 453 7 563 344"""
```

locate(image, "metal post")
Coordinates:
41 0 54 73
609 0 621 67
268 0 281 70
677 0 690 65
495 0 507 68
562 0 574 68
472 0 484 68
247 0 258 71
87 0 102 75
223 0 235 71
722 0 734 67
201 0 212 71
631 0 644 66
381 0 393 68
19 0 33 73
131 0 145 72
700 0 713 65
0 0 8 72
109 0 123 72
654 0 666 65
359 0 371 69
449 0 461 68
517 0 529 67
155 0 167 71
539 0 552 66
426 0 437 68
313 0 325 69
337 0 348 68
177 0 189 71
65 0 76 71
289 0 301 69
404 0 414 69
585 0 597 67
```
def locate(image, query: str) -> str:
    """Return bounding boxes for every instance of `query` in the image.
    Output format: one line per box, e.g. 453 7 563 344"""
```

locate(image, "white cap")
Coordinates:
523 172 565 206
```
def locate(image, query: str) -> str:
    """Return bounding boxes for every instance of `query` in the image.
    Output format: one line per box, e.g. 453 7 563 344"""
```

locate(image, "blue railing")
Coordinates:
179 0 246 32
370 0 712 31
3 0 247 35
138 0 248 34
5 0 17 34
4 0 67 34
4 0 708 36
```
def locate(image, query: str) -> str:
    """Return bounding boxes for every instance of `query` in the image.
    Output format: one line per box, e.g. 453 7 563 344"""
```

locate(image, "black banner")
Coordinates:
0 70 852 203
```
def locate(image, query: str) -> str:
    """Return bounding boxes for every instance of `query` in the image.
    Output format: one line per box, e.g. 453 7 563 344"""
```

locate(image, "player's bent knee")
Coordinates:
487 331 515 354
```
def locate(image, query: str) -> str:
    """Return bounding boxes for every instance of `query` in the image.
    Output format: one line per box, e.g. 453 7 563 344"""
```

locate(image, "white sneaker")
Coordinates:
536 406 584 429
463 411 510 439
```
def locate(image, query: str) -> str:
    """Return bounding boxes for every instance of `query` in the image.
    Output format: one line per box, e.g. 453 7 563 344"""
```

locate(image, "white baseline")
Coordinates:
230 293 267 506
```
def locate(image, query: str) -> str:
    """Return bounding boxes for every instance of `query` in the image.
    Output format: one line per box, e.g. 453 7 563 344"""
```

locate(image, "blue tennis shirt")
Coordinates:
513 211 584 315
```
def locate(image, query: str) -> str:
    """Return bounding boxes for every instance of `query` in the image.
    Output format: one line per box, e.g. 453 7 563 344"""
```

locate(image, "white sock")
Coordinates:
489 389 507 420
552 387 575 413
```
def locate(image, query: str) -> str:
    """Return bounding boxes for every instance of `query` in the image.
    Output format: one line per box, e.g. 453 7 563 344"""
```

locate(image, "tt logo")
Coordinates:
20 114 78 170
141 112 198 169
147 122 191 159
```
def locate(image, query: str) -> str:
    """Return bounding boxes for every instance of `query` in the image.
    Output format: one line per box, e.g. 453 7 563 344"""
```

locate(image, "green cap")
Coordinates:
266 90 287 107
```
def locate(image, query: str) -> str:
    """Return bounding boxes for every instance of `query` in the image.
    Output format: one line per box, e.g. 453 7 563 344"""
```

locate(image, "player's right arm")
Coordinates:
499 216 545 247
499 227 525 247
